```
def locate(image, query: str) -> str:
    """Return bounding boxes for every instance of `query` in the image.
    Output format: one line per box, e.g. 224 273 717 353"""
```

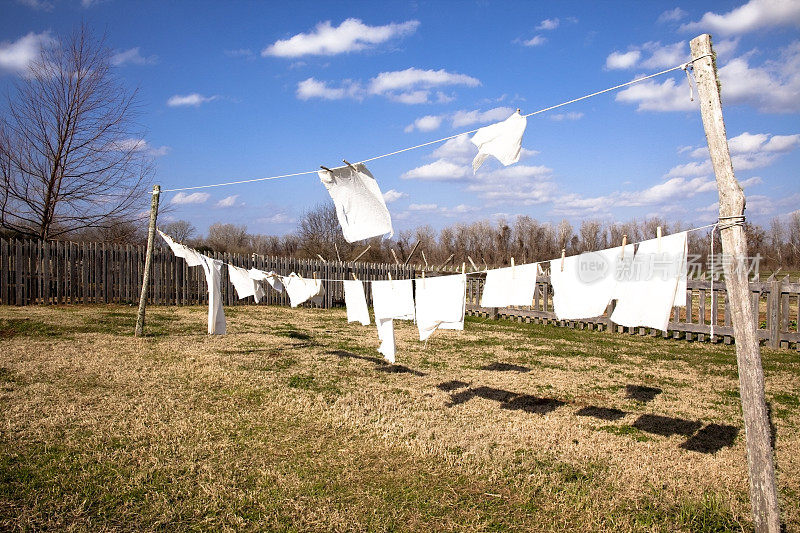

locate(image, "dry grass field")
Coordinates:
0 304 798 532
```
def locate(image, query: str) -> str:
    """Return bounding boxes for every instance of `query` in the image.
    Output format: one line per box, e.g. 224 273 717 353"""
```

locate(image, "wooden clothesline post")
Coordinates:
690 34 781 532
134 184 161 337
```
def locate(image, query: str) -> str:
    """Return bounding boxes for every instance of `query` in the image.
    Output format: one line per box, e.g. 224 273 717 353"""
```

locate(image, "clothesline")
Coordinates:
159 221 718 286
160 56 710 193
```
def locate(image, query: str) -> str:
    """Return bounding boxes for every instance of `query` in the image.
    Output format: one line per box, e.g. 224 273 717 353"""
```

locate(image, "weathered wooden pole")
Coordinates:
690 34 781 532
134 184 161 337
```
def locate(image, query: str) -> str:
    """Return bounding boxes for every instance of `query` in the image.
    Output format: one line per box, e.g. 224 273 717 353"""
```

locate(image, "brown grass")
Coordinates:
0 304 798 531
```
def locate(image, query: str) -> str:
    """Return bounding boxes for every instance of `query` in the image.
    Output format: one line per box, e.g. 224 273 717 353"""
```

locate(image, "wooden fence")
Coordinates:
1 238 798 351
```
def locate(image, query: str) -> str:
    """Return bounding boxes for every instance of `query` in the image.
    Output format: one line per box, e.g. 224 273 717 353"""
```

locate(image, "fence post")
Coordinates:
768 278 780 350
135 185 161 337
691 34 780 532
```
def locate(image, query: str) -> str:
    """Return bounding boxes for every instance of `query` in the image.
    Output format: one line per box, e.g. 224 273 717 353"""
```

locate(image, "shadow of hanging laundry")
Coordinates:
625 385 662 403
376 364 427 377
679 423 739 454
575 405 627 421
436 380 470 392
326 349 386 365
480 362 531 373
500 394 565 415
632 414 703 437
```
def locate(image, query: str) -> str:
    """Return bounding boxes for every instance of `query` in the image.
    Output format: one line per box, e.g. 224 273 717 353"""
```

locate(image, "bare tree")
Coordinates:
0 24 150 240
205 223 249 253
162 220 197 243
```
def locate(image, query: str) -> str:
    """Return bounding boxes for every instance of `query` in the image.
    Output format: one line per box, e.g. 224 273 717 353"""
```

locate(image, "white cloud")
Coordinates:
522 35 547 47
717 42 800 113
537 18 560 30
408 203 438 211
451 106 514 127
606 50 641 70
107 138 170 158
216 195 239 208
681 0 800 35
258 213 295 224
549 111 584 121
668 131 800 178
615 77 698 112
111 47 157 66
170 192 210 205
466 165 557 205
382 189 407 203
263 18 419 57
167 93 219 107
368 67 480 95
739 176 764 188
404 115 443 133
0 31 54 73
16 0 54 10
298 67 479 104
296 77 363 100
401 159 471 181
431 134 475 164
657 7 687 23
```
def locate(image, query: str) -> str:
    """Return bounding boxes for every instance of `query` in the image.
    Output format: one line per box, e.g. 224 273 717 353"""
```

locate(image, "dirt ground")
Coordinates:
0 304 798 532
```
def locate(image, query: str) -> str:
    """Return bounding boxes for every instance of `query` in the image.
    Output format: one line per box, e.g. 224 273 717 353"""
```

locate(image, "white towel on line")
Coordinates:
317 162 393 243
198 254 226 335
343 279 370 326
550 244 634 320
480 262 538 308
228 264 265 303
158 230 202 267
470 111 527 173
248 268 284 292
283 274 325 308
371 279 415 363
414 274 466 341
610 232 688 332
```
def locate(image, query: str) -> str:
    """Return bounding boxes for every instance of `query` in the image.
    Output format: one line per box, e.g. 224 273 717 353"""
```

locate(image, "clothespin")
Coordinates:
621 234 627 258
462 262 466 274
352 272 358 281
657 226 662 252
510 257 515 279
516 108 521 114
343 159 356 170
320 165 332 173
421 250 428 269
388 271 393 288
421 270 425 288
468 256 478 272
313 271 317 281
560 249 566 272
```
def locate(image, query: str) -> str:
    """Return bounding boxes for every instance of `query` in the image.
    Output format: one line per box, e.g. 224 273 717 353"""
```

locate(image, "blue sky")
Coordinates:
1 0 799 236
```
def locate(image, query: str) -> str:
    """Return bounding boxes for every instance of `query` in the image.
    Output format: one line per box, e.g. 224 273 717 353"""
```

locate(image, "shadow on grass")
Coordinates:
625 384 662 403
480 362 530 373
327 350 427 376
575 405 627 421
446 385 564 415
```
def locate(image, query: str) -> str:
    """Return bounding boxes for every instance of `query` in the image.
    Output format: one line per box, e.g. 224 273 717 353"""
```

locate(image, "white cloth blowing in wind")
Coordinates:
371 279 415 363
248 268 284 292
480 262 538 308
610 232 688 332
415 274 466 341
343 280 370 326
158 230 202 267
550 244 634 320
228 264 265 303
198 254 226 335
283 274 325 308
470 111 527 172
317 162 393 243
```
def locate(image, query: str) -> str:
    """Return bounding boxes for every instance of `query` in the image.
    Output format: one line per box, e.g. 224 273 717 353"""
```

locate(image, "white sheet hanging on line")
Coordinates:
550 244 634 320
480 262 538 308
610 231 688 332
158 230 202 267
371 279 415 363
198 254 226 335
414 274 466 341
317 162 393 243
343 279 370 326
470 111 527 173
283 273 325 308
248 269 284 292
228 264 265 303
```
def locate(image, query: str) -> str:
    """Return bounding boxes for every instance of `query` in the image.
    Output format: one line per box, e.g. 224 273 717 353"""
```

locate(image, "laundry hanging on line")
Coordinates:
550 244 635 320
198 254 226 335
414 274 466 341
247 268 284 293
471 111 528 173
283 273 326 308
158 230 202 267
318 162 393 243
610 231 688 332
480 262 539 308
228 264 265 303
343 279 370 326
371 279 415 364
